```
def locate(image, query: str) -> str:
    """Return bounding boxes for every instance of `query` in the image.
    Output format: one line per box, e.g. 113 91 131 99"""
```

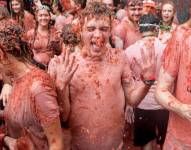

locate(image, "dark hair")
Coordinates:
139 14 160 33
61 24 80 46
0 24 33 62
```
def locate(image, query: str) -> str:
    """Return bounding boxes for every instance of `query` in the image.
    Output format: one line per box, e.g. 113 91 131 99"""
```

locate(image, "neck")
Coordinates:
184 18 191 28
162 20 172 26
142 31 156 38
11 60 32 79
38 25 49 32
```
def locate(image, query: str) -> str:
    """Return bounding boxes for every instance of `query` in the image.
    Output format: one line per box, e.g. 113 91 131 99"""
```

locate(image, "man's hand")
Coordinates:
179 104 191 122
4 136 17 150
0 84 12 106
133 41 156 81
55 48 78 90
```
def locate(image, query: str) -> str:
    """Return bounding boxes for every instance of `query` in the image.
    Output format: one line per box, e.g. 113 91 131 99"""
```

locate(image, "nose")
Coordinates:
93 29 102 38
135 9 140 15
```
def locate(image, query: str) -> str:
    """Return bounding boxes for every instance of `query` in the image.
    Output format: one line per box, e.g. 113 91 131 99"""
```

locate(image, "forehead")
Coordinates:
162 3 174 10
128 5 142 10
37 9 50 15
103 0 113 5
11 0 20 4
84 16 110 26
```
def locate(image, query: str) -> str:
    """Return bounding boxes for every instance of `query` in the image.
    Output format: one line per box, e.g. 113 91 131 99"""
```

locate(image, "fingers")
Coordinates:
68 55 75 72
132 57 141 69
70 63 79 77
140 48 147 65
64 47 70 67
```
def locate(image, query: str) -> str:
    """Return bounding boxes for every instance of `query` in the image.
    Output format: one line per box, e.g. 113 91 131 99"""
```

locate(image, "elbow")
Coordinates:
49 138 64 150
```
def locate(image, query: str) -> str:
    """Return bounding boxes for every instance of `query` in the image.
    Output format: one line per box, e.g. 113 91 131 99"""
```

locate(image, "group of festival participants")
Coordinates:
0 0 190 149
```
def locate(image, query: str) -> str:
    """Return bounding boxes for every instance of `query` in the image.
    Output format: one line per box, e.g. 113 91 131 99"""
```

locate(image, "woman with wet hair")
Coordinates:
26 5 61 70
158 0 177 44
9 0 35 32
0 24 64 150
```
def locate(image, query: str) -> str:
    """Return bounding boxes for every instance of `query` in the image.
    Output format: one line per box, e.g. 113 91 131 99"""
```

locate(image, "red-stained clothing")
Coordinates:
163 27 191 149
69 48 133 150
158 23 177 44
10 11 35 33
125 37 166 110
4 68 59 150
112 17 141 49
54 13 73 31
26 28 58 65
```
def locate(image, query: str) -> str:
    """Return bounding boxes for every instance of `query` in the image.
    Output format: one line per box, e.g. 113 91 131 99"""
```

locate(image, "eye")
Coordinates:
87 27 95 32
99 27 110 32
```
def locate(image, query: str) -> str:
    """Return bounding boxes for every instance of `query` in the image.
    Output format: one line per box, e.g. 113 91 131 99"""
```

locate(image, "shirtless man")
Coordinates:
49 2 156 150
112 0 142 49
155 4 191 150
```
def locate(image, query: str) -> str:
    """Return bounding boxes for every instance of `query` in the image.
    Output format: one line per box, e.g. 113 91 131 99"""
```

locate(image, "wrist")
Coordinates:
143 80 155 86
141 74 155 81
55 79 67 91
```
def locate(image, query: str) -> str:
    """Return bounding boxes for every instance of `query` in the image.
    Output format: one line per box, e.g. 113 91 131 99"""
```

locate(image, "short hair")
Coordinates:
0 24 33 62
61 24 80 46
127 0 143 7
81 2 113 24
139 14 160 33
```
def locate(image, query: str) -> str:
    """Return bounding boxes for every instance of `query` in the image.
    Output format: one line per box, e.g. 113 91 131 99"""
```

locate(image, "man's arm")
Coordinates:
155 67 191 122
123 78 151 107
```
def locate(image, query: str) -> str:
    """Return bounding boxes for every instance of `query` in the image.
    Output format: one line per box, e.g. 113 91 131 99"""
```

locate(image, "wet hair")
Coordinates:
139 14 160 33
32 5 61 56
0 24 33 62
161 0 176 12
81 2 113 24
61 24 80 46
126 0 143 7
33 5 51 52
0 6 10 19
10 0 25 28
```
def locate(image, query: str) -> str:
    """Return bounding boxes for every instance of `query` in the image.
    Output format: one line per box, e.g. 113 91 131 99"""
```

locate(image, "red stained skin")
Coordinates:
68 48 132 150
162 27 191 149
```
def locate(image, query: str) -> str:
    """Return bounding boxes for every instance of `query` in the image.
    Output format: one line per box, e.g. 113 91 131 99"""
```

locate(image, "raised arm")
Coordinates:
123 45 156 107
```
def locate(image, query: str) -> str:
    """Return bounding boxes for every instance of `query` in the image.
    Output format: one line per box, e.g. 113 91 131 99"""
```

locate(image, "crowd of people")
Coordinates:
0 0 190 150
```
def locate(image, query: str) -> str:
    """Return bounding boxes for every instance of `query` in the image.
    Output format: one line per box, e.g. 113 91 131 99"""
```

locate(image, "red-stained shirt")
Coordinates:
4 68 59 150
26 28 58 65
54 13 73 31
158 23 177 44
10 11 35 33
125 36 166 110
69 48 133 150
163 27 191 149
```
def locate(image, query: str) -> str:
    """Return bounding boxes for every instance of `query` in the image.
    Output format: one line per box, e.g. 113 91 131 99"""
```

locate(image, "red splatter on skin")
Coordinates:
167 100 175 107
162 27 191 148
51 138 56 144
17 136 32 150
69 48 130 149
